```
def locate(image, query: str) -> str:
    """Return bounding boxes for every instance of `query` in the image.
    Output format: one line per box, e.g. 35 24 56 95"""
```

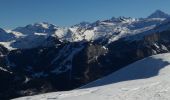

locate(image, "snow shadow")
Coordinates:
81 57 170 88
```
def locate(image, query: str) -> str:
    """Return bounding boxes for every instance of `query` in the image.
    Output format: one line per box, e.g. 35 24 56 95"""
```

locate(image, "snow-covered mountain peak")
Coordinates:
110 16 137 23
33 22 57 29
13 22 58 35
148 10 170 18
14 22 57 33
0 22 60 49
73 21 91 28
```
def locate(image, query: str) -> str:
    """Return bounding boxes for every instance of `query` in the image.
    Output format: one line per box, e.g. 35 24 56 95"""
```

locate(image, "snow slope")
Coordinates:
13 53 170 100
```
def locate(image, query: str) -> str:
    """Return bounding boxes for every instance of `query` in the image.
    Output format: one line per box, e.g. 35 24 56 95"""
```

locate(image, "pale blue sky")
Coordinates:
0 0 170 29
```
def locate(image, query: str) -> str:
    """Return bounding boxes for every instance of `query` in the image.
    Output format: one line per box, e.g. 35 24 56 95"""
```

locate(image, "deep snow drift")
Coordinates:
14 53 170 100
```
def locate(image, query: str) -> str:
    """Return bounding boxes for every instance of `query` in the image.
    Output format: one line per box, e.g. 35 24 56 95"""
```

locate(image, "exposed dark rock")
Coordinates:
0 30 170 99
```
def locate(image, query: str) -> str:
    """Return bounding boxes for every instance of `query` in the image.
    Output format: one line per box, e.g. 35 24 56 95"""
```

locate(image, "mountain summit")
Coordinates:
148 10 170 18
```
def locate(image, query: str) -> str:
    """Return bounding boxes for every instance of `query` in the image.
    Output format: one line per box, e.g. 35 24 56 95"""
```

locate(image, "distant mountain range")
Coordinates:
1 10 170 99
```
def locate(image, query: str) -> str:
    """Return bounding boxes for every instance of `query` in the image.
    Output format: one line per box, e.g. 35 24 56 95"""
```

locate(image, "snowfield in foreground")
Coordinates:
14 53 170 100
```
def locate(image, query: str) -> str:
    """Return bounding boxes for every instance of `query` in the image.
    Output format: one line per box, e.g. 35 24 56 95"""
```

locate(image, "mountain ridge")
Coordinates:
0 10 170 50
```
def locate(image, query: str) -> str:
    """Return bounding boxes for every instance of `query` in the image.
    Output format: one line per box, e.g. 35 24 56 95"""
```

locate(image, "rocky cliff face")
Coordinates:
1 29 170 99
